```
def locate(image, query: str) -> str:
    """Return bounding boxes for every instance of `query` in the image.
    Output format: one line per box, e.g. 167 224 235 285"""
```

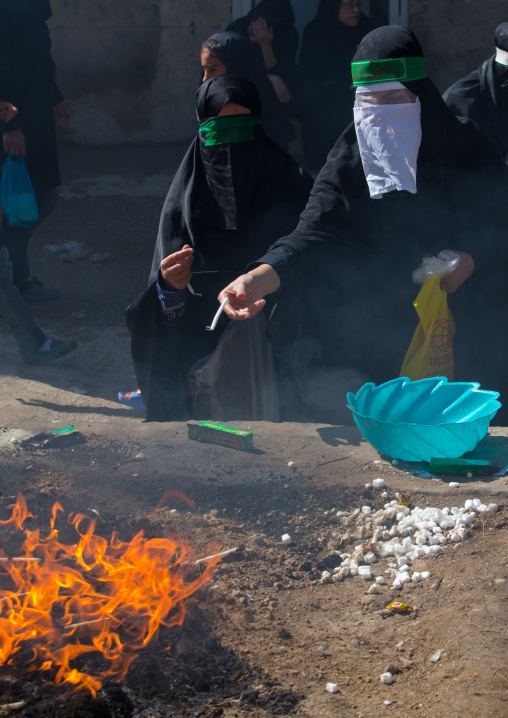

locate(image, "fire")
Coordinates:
0 496 219 696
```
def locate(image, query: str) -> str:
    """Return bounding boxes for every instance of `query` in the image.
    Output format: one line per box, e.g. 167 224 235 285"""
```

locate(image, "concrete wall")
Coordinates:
49 0 507 144
409 0 506 93
49 0 232 144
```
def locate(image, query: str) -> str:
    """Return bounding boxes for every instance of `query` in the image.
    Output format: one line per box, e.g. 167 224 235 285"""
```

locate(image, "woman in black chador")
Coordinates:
218 26 508 424
226 0 299 102
444 22 508 165
298 0 375 170
201 31 295 149
126 75 312 422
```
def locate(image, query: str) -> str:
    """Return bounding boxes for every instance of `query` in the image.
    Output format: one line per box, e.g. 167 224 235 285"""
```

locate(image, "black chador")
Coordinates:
260 26 508 422
127 75 312 421
444 22 508 164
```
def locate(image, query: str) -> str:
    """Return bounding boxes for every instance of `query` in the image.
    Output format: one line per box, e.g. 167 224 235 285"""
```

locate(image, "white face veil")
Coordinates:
353 81 422 199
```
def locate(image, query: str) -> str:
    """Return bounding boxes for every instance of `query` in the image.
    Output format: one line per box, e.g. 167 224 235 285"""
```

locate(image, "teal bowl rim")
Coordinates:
348 405 500 430
347 377 502 429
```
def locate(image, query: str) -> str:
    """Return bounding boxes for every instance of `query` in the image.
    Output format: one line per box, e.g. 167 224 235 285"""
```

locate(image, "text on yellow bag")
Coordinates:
400 277 455 381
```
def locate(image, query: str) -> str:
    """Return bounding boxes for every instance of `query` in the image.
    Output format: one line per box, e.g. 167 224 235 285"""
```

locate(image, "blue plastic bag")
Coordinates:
0 155 39 228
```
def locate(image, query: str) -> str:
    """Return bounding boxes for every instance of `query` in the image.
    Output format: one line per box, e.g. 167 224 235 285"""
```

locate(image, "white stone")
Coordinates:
487 503 498 512
365 552 377 564
281 534 292 546
380 672 394 684
376 576 386 584
315 646 325 657
391 577 402 589
449 482 460 488
373 478 385 489
382 491 388 498
464 499 474 509
365 483 372 489
288 461 295 467
368 583 380 594
326 682 338 693
362 506 372 514
398 571 410 584
358 566 372 580
478 504 489 513
412 572 423 582
421 571 431 580
472 499 482 508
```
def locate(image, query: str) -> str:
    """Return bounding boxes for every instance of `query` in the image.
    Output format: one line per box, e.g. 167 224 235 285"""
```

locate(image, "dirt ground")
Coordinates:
0 145 507 718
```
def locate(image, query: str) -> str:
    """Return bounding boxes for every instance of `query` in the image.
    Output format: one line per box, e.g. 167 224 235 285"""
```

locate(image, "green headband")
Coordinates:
199 115 262 146
351 57 426 87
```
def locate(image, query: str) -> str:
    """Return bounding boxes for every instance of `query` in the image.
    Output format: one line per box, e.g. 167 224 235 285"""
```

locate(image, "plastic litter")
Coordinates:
385 602 413 614
21 426 85 450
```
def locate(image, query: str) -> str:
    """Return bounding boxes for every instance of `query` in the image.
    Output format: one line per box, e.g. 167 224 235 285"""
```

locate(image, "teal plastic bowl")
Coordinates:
346 377 501 462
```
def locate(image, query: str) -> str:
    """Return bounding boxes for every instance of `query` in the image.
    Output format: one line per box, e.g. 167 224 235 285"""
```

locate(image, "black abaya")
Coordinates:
226 0 299 94
444 23 508 164
444 58 508 164
0 7 62 187
207 32 295 149
127 76 312 422
298 1 375 169
261 26 508 422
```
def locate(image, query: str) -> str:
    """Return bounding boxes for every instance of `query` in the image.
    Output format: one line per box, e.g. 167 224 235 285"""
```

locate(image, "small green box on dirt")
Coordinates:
187 421 253 451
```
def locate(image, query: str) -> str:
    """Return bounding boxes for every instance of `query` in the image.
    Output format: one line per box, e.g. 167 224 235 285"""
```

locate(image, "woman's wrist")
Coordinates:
249 264 281 295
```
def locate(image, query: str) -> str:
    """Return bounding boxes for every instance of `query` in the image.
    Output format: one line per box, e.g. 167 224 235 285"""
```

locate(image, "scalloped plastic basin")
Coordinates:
346 377 501 462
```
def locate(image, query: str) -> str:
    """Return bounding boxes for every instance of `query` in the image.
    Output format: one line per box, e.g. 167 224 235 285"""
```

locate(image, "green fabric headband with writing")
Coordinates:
199 115 262 146
351 57 426 87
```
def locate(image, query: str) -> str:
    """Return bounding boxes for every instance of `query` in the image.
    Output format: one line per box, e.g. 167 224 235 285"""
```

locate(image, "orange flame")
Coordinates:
0 496 220 697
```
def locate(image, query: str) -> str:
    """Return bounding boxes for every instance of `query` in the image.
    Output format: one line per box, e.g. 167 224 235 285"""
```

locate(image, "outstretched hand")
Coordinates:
218 264 281 320
0 101 18 123
440 251 474 293
160 245 194 290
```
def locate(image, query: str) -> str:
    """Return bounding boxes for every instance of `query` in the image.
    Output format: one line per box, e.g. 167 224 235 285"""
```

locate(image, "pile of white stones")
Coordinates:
319 493 498 591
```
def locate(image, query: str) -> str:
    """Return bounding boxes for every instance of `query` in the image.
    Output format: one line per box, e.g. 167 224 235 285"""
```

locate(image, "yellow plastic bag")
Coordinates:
400 277 455 381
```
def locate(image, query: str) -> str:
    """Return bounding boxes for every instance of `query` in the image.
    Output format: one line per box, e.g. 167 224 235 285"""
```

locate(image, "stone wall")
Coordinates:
49 1 506 144
49 0 232 144
409 0 506 92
